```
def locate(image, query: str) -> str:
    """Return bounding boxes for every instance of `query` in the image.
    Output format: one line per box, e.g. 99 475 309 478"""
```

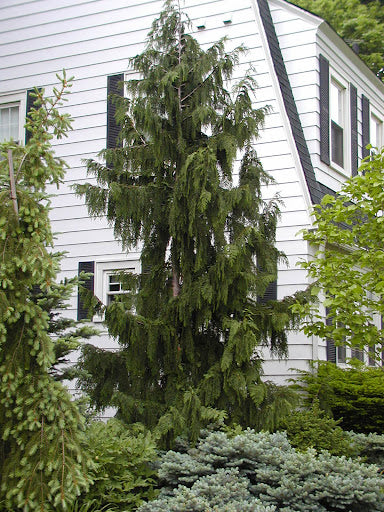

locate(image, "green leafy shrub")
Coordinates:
138 429 384 512
79 419 158 511
279 400 354 456
291 361 384 433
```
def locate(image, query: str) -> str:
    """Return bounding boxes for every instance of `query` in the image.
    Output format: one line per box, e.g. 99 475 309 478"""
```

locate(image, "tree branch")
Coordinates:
8 150 19 219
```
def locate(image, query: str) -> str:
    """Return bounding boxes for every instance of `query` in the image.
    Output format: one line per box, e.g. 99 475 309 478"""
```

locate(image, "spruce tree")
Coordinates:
0 76 90 510
77 1 298 443
31 278 98 382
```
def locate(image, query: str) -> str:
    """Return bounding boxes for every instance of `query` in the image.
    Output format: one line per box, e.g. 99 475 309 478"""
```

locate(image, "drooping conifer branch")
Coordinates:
77 0 300 445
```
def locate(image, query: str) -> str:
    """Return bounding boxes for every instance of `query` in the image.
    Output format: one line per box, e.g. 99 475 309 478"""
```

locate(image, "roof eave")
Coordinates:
318 21 384 93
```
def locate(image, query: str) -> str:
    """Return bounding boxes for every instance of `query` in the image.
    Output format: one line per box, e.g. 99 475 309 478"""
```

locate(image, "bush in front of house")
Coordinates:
138 429 384 512
291 361 384 434
76 419 158 511
278 399 356 456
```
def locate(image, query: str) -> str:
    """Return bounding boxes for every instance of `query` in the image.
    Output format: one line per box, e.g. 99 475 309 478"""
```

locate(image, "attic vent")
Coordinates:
223 13 232 25
196 18 206 30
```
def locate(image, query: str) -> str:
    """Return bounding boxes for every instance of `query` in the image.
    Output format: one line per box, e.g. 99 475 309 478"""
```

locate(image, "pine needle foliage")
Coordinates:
0 75 91 511
77 1 299 444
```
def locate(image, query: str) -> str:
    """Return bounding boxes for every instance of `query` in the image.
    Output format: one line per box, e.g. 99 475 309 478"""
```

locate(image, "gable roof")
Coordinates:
256 0 384 205
256 0 323 204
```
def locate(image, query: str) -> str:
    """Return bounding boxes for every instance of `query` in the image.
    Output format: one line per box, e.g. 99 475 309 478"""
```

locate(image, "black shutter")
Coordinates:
361 94 370 159
325 307 336 362
107 74 124 149
77 261 95 320
262 280 277 302
257 279 277 304
319 54 330 165
25 88 40 144
350 84 358 176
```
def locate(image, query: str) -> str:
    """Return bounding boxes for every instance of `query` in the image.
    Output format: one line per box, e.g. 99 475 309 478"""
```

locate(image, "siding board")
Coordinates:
5 0 381 384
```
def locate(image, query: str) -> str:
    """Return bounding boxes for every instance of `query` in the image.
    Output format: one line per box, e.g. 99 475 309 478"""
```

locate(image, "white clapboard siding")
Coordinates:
5 0 380 387
309 23 384 189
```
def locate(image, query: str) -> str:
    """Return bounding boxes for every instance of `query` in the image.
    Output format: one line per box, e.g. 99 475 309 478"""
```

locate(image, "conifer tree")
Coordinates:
0 76 90 511
31 278 98 382
77 1 298 443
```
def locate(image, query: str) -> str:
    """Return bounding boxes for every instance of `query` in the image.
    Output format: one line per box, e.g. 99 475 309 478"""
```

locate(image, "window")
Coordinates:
106 274 125 305
0 93 26 144
325 306 347 364
0 104 19 142
368 345 376 366
319 55 354 174
330 79 345 168
94 259 141 321
351 347 364 362
337 344 346 364
325 306 378 365
370 113 382 150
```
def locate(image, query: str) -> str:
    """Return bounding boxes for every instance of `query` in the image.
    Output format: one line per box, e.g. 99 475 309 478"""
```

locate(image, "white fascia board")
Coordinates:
270 0 323 28
317 22 384 97
250 0 314 216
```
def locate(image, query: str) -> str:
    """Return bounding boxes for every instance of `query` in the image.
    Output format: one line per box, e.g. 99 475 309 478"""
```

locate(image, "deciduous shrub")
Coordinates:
79 419 158 511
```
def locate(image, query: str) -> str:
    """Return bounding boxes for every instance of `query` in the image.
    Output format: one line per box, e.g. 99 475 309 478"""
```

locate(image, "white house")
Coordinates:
1 0 383 387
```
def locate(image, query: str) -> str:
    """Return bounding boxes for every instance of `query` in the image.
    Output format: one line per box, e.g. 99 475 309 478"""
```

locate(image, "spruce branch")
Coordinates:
7 150 18 218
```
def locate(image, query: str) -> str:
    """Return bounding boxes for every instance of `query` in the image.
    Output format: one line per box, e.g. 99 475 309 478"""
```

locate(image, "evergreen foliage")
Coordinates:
138 429 384 512
76 0 300 444
291 361 384 433
65 503 118 512
346 430 384 467
292 148 384 356
31 279 98 381
140 468 277 512
291 0 384 78
78 420 158 511
0 75 91 510
278 399 354 456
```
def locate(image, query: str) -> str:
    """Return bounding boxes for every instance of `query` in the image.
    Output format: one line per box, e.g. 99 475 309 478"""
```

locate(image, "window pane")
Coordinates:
0 105 19 142
351 347 364 361
107 294 116 306
368 345 376 366
331 121 344 167
370 115 382 149
330 82 343 125
0 108 10 142
108 274 121 292
337 345 346 363
9 106 19 140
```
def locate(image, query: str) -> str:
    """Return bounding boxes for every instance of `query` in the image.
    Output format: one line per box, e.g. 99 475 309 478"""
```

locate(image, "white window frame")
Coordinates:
93 258 141 322
329 72 349 175
0 92 26 144
370 111 383 151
